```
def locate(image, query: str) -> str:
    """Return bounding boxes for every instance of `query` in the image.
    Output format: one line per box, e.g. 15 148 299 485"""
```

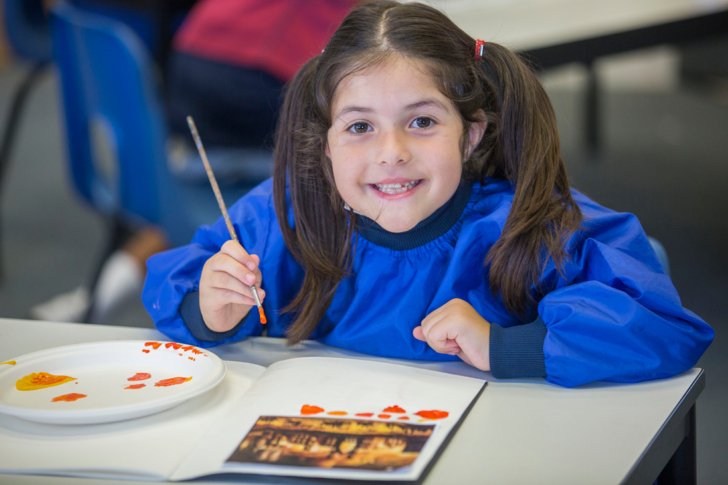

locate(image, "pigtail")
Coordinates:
273 57 354 344
476 43 582 317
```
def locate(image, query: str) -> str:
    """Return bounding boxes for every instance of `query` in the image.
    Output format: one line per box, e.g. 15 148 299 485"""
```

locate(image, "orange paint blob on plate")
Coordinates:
52 392 87 402
16 372 76 391
382 404 406 413
127 372 151 381
125 383 146 390
154 376 192 387
327 410 348 416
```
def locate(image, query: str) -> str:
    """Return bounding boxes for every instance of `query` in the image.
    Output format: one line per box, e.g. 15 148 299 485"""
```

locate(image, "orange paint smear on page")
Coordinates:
128 372 151 381
16 372 76 391
144 341 162 350
382 405 406 413
154 376 192 387
300 404 325 415
327 410 348 416
52 392 87 402
125 383 146 390
355 412 374 417
415 409 449 420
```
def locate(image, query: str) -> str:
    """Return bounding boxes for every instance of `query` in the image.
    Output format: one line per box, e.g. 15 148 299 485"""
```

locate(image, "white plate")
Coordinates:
0 340 226 425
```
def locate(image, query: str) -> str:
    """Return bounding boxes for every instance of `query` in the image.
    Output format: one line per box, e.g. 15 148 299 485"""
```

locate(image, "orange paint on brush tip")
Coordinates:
258 306 267 325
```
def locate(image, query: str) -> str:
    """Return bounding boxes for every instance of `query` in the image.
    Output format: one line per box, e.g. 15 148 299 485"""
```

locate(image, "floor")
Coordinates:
0 43 727 483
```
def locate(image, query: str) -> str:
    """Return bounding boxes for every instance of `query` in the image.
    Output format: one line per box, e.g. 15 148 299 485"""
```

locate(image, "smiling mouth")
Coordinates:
373 180 422 195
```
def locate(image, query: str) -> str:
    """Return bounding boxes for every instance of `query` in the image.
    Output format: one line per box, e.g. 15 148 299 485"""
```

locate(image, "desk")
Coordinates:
0 318 704 484
430 0 728 151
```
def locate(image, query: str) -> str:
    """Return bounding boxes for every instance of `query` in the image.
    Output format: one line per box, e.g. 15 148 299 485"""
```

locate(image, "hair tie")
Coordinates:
474 39 486 61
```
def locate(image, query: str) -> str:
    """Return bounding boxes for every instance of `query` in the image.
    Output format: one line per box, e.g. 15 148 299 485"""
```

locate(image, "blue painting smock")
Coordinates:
142 179 713 387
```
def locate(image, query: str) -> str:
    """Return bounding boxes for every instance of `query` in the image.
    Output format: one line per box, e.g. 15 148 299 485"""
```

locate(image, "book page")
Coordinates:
173 357 486 482
0 361 264 480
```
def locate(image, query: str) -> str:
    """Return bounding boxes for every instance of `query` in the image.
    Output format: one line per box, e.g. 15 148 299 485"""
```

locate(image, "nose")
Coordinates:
377 129 410 165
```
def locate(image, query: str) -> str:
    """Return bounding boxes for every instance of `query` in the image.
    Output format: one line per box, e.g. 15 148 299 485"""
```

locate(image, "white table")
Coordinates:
0 318 704 484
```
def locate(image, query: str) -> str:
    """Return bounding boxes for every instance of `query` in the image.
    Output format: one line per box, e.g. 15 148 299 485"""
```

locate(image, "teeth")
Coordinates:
375 181 418 194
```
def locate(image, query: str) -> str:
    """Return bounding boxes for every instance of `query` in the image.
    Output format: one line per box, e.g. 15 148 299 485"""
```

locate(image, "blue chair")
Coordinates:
50 2 267 318
0 0 54 281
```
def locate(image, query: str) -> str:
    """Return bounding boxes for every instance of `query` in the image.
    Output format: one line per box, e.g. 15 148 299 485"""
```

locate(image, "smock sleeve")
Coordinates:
534 210 713 387
141 184 275 347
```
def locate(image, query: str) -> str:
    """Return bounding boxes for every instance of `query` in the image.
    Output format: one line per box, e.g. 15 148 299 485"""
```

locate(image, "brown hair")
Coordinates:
273 1 582 343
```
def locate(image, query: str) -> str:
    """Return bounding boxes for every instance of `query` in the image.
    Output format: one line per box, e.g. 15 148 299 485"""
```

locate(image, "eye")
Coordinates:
411 117 434 129
347 121 371 134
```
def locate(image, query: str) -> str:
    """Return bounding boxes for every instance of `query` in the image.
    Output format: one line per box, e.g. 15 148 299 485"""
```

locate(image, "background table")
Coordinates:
0 318 704 484
430 0 728 151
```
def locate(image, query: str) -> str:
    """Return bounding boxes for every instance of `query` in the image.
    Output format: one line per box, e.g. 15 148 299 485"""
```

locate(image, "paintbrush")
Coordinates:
186 115 268 325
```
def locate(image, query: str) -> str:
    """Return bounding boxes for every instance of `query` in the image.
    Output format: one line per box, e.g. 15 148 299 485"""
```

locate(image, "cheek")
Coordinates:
330 156 359 202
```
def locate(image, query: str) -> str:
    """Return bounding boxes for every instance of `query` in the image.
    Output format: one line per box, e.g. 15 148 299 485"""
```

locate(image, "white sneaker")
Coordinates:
30 286 91 323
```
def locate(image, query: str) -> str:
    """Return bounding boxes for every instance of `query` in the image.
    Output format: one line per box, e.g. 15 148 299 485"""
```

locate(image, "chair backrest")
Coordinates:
51 1 167 226
3 0 52 63
51 2 264 246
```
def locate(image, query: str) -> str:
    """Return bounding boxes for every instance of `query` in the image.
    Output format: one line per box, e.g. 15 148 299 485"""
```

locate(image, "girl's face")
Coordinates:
326 55 486 233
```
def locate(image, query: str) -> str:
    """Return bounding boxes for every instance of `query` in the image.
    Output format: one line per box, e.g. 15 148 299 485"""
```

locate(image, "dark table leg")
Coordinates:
658 404 697 485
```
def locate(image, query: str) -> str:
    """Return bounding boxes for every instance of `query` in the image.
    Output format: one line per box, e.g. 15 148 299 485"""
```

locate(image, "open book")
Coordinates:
0 355 486 482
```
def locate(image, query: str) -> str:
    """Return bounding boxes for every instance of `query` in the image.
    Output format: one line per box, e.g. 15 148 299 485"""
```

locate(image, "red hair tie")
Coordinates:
474 39 486 61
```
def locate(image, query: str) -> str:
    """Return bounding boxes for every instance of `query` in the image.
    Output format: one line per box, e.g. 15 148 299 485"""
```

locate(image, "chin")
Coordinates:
379 219 418 233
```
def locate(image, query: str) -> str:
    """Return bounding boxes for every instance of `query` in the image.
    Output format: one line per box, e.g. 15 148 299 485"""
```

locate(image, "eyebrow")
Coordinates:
333 98 451 120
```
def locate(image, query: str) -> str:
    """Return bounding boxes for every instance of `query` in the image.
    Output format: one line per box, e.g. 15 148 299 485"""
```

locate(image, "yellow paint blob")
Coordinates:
16 372 76 391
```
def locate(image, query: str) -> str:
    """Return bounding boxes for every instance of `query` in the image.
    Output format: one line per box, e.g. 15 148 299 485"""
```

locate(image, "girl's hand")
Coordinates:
412 298 490 371
199 240 265 333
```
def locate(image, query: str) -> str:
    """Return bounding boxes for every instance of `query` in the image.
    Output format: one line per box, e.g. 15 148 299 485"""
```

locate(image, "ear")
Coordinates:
465 109 487 159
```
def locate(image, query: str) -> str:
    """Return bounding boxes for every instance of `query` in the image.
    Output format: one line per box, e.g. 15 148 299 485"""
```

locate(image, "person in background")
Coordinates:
142 1 712 387
32 0 358 323
165 0 360 184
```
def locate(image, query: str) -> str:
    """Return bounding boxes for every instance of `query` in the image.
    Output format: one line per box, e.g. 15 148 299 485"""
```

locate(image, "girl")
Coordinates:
143 1 713 387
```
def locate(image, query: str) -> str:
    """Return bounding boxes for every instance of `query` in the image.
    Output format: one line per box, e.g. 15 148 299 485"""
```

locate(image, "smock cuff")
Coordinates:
180 291 241 342
489 317 547 379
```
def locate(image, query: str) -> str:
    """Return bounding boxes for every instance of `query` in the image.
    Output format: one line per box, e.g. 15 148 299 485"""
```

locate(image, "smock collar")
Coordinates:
355 182 472 250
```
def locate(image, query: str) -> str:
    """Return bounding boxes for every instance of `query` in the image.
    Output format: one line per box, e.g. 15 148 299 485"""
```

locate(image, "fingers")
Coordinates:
215 240 263 288
413 299 491 371
201 241 265 305
415 310 463 355
198 241 265 333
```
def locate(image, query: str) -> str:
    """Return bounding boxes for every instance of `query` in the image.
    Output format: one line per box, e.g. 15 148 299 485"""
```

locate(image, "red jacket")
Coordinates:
174 0 358 82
